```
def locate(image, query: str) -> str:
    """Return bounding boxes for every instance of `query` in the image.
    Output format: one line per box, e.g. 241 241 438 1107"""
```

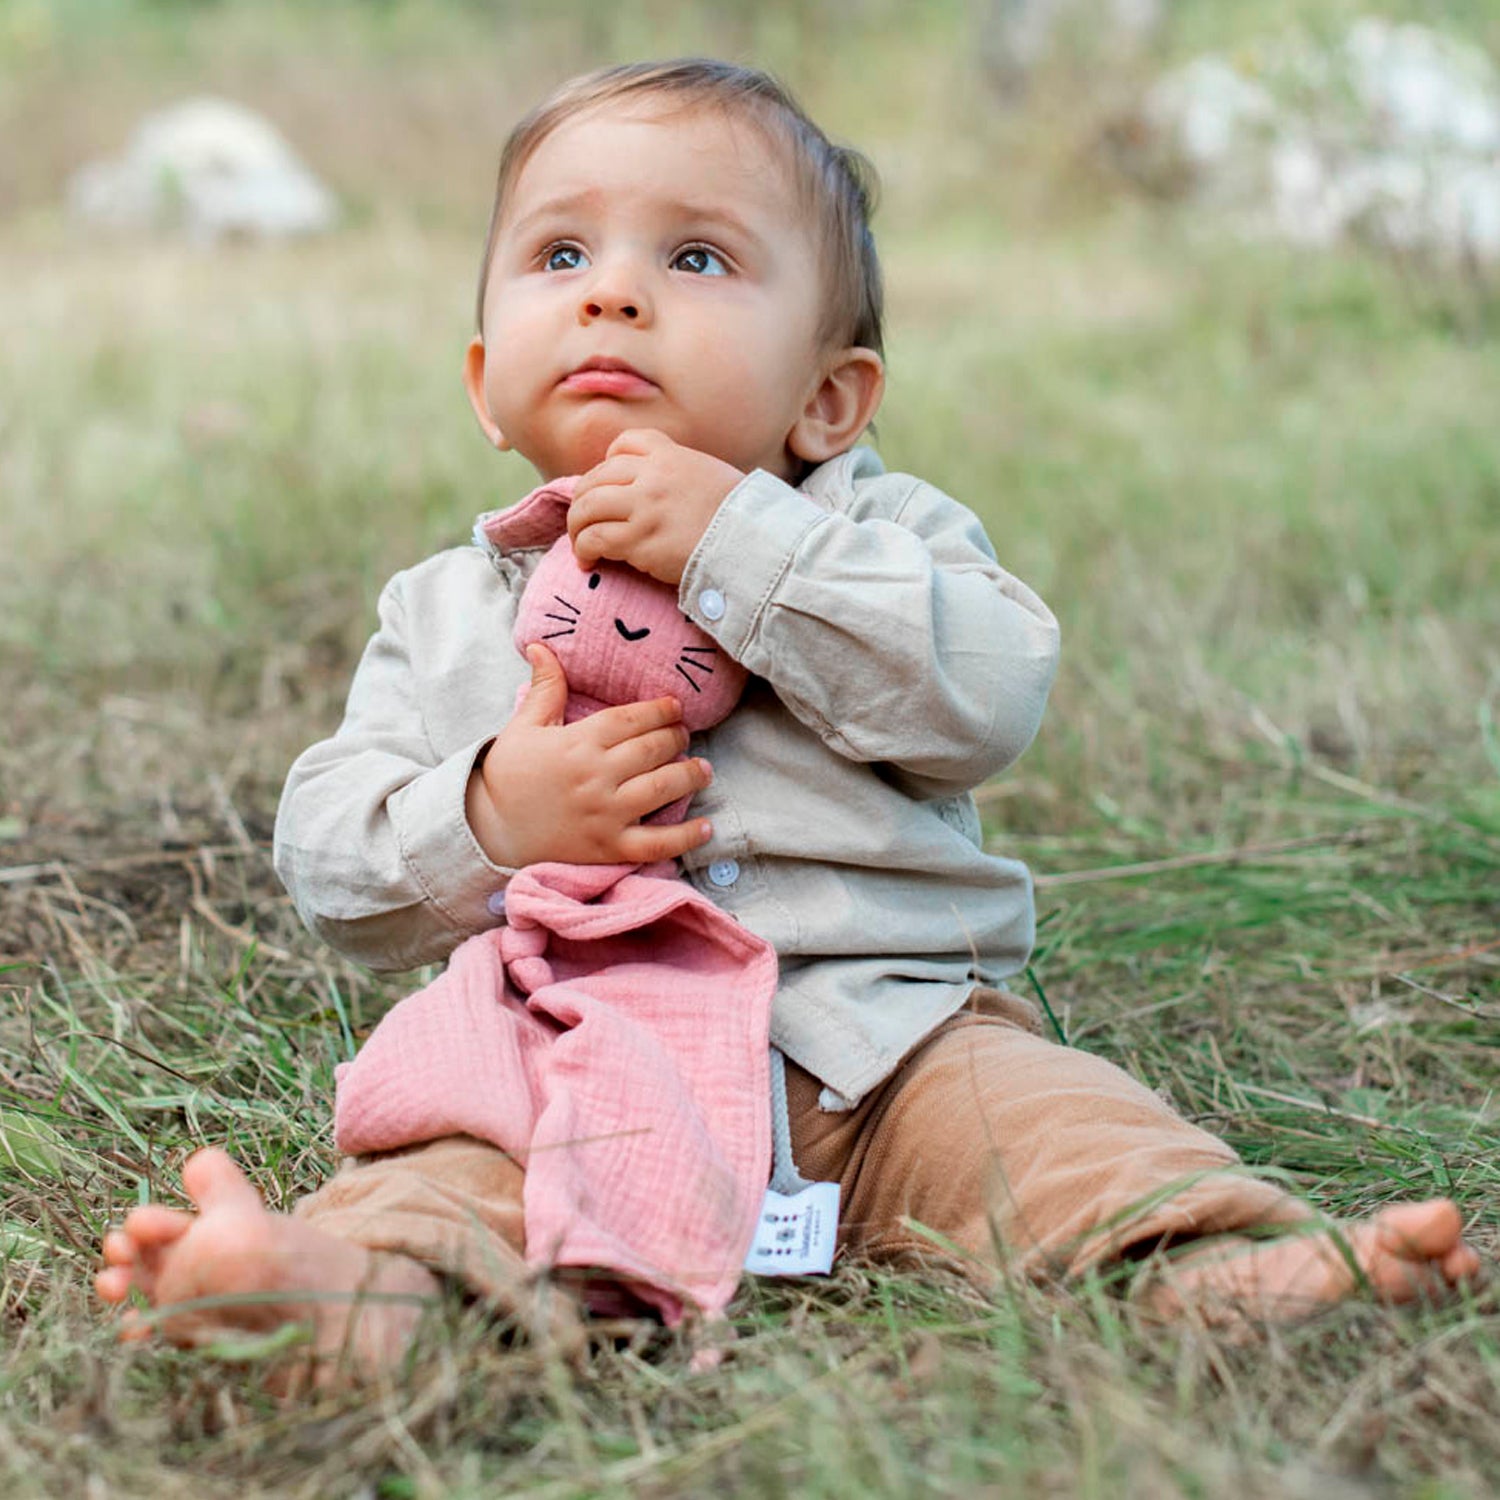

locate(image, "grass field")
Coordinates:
1 1 1498 1495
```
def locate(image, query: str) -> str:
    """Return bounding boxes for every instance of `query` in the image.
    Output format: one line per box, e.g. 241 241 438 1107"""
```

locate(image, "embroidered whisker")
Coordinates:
677 654 714 677
544 612 577 624
541 627 577 639
551 594 581 615
681 644 716 656
674 664 704 692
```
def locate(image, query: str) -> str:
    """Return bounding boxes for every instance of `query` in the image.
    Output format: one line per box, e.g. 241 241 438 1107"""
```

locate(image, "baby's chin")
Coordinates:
518 412 794 482
522 413 665 478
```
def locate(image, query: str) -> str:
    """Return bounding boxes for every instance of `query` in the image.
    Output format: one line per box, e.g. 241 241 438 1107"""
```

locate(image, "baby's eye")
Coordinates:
671 245 728 277
544 244 588 272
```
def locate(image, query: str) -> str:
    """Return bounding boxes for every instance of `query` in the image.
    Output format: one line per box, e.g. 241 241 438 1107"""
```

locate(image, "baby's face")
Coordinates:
475 100 830 480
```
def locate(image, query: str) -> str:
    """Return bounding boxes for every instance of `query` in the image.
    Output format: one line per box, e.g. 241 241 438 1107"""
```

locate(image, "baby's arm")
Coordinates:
274 573 711 970
678 461 1061 799
274 573 491 969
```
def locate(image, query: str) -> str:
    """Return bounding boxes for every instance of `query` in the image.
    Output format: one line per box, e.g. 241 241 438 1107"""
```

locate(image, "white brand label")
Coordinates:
744 1181 840 1276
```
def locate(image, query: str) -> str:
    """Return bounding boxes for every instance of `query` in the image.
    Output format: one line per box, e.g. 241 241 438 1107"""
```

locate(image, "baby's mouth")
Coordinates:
560 359 657 398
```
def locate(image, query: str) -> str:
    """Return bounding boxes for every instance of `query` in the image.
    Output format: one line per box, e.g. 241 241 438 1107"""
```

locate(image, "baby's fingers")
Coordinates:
618 818 714 866
574 451 640 497
610 723 693 779
605 428 672 460
592 695 683 748
566 479 631 541
572 519 635 569
619 757 713 822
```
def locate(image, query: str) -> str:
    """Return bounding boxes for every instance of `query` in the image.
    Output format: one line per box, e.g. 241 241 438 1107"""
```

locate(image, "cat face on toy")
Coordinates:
478 478 746 734
515 540 745 732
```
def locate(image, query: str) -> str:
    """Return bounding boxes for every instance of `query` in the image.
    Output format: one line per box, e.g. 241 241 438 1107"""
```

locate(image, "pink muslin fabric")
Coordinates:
333 479 774 1323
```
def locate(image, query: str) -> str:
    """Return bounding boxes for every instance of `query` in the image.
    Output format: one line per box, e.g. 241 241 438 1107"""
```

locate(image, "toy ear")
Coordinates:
474 476 578 552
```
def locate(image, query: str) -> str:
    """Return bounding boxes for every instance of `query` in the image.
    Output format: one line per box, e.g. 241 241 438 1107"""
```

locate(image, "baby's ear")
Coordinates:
787 347 885 465
463 337 512 451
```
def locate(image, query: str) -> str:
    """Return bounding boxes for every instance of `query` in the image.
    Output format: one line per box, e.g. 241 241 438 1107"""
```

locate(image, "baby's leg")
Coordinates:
96 1148 439 1382
788 995 1481 1324
293 1133 583 1351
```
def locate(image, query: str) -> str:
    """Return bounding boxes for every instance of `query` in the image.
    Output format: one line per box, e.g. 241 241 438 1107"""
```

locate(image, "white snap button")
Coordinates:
486 889 508 917
708 858 740 888
698 587 726 622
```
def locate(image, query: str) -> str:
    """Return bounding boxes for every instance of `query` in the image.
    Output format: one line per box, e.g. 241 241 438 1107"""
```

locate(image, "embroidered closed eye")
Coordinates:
674 643 717 694
542 592 580 640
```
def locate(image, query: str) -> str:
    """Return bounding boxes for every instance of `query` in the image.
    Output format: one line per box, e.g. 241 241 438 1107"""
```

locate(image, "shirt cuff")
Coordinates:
679 468 827 661
387 736 516 937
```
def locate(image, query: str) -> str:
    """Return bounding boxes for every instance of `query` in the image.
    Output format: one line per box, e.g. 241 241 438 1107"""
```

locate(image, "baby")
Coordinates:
97 59 1479 1378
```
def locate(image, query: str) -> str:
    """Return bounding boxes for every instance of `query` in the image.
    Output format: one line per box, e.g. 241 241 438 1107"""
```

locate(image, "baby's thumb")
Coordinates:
518 643 568 724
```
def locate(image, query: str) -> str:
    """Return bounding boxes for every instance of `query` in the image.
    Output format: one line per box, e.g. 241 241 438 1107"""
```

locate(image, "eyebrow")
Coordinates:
505 190 605 240
667 199 764 245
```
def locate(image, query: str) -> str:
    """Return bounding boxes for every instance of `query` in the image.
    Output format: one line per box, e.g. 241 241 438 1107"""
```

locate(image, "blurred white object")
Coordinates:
1344 19 1500 154
1144 57 1276 179
980 0 1164 97
1119 19 1500 263
68 97 339 242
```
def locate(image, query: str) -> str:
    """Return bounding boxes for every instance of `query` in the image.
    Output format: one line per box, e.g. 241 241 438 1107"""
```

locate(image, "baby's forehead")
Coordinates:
505 96 807 224
580 94 788 157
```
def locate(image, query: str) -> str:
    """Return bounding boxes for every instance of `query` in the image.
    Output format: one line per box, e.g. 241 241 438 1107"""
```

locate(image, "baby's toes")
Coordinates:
97 1228 151 1305
95 1263 136 1305
1374 1200 1462 1260
120 1203 194 1250
100 1227 138 1270
1353 1207 1465 1301
1440 1240 1483 1285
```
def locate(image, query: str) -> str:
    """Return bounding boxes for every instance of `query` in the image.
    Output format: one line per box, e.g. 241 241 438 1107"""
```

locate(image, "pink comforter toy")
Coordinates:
334 479 776 1323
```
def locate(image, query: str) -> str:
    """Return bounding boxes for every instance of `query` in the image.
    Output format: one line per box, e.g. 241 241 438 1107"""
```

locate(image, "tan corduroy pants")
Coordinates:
296 989 1308 1305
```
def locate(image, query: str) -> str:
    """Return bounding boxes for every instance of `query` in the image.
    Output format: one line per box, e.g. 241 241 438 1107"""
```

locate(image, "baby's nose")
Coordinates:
583 295 639 320
578 260 649 324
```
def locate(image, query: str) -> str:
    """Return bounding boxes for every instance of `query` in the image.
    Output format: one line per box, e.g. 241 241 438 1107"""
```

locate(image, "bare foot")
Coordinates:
96 1148 439 1384
1140 1198 1483 1326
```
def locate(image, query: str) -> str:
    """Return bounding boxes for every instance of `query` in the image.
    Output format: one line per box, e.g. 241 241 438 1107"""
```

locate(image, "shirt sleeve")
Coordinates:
272 571 514 971
676 466 1061 799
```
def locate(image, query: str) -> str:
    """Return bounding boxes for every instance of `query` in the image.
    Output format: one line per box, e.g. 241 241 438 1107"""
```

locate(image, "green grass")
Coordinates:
1 1 1498 1495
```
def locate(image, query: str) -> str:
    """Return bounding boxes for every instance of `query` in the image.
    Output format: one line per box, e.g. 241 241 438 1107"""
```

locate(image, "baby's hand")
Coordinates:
569 430 744 586
465 644 715 869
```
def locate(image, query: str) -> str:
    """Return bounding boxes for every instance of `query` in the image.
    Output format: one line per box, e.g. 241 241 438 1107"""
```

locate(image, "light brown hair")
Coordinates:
474 59 885 356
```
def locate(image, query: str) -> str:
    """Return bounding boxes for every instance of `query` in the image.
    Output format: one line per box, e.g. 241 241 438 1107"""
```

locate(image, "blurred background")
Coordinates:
2 0 1497 862
2 13 1498 1489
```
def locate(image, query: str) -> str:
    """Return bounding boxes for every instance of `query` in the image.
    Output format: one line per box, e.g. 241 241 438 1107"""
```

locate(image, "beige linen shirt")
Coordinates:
274 447 1060 1105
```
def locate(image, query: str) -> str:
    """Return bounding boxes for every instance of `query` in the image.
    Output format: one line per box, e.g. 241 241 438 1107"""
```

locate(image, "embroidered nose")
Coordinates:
614 618 650 642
